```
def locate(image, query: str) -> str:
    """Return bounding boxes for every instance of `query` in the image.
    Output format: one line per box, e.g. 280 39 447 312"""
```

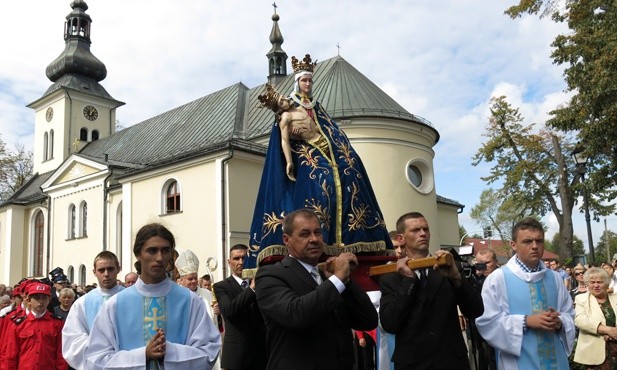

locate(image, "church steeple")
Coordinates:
46 0 107 85
29 0 123 175
266 3 288 86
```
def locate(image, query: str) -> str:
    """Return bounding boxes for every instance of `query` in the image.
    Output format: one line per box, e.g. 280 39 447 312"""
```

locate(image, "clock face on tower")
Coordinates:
45 107 53 122
83 105 98 121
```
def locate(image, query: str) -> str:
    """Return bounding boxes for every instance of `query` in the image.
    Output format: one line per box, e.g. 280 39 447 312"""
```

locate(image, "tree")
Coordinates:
506 0 617 197
470 188 532 243
0 137 34 202
594 230 617 265
459 224 468 244
550 232 585 260
473 96 582 260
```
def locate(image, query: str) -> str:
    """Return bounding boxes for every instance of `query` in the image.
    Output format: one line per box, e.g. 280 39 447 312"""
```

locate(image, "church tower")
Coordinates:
266 4 287 86
28 0 124 174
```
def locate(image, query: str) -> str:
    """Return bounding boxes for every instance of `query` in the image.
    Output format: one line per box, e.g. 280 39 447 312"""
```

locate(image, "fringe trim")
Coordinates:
243 241 386 279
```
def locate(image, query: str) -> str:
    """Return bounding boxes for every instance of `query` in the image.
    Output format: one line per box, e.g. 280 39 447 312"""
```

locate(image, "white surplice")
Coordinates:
62 285 125 370
86 278 221 370
475 257 575 370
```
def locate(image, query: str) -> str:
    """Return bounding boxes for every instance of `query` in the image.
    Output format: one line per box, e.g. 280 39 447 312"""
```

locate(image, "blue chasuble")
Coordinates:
502 266 569 370
84 286 124 331
115 283 190 351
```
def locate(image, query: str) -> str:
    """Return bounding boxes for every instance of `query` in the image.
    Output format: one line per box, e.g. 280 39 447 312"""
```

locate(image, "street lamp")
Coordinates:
572 145 595 265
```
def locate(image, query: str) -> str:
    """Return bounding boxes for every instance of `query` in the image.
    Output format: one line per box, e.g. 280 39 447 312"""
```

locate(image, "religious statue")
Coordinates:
247 54 392 272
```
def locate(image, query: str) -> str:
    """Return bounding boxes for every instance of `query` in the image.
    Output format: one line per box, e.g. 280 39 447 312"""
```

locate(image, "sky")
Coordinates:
1 0 614 253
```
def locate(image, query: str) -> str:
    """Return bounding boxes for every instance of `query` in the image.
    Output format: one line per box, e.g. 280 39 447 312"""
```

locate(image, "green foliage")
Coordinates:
473 96 580 259
458 224 468 244
505 0 617 203
505 0 558 18
470 188 531 242
593 230 617 264
0 135 34 202
550 232 585 257
549 0 617 191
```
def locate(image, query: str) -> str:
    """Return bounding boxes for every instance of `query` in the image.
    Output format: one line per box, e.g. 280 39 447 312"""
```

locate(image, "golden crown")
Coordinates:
257 84 281 111
291 54 317 74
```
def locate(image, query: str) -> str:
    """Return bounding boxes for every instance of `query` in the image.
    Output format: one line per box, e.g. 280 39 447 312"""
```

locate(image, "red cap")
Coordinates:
26 283 51 296
11 285 21 297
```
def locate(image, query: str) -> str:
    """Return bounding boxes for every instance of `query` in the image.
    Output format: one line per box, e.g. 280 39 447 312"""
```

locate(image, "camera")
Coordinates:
442 246 485 280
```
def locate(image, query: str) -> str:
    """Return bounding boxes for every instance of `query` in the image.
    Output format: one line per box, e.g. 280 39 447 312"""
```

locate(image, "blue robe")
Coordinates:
247 97 391 271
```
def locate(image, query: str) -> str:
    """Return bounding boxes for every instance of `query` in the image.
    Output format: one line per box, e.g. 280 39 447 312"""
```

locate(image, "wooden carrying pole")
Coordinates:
368 253 454 277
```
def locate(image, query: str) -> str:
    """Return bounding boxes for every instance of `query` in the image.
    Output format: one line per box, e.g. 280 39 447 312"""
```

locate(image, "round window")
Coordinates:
405 158 434 194
407 164 422 187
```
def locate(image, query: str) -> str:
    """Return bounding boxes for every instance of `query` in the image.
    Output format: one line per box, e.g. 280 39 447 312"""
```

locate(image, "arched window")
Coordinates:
92 130 100 141
43 132 49 161
68 204 76 239
79 265 86 286
80 128 88 141
80 201 88 237
49 129 54 159
165 180 181 213
33 211 45 276
67 265 74 283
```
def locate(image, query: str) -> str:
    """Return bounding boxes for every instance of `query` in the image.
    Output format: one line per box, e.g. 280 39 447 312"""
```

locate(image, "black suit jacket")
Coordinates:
213 276 267 370
379 268 484 370
255 256 378 370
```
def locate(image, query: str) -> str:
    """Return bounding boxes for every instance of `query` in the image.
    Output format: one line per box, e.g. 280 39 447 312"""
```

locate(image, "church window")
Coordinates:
92 130 100 141
79 264 86 286
405 159 434 195
49 129 54 159
69 204 76 239
79 201 88 237
67 265 74 283
80 128 88 141
33 211 44 276
165 180 181 214
44 132 49 161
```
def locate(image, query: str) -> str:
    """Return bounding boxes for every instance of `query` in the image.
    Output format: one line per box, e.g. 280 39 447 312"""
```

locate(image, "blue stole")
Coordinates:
115 284 191 351
84 286 124 331
502 266 569 369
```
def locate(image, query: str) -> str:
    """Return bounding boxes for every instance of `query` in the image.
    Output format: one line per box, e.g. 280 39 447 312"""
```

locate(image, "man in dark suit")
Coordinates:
379 212 484 370
213 244 267 370
256 209 378 370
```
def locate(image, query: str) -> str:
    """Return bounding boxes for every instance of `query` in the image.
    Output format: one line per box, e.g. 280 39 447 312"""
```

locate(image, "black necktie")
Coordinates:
241 280 248 289
419 269 427 288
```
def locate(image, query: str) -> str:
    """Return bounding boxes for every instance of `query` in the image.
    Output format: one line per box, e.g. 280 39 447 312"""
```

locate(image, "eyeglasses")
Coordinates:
574 272 584 276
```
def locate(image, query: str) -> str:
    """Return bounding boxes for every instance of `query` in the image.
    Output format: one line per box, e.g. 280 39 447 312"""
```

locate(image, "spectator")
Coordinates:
476 217 575 369
570 264 588 302
601 262 617 294
124 272 138 287
573 267 617 367
550 258 571 290
0 295 10 310
54 287 75 320
200 274 213 291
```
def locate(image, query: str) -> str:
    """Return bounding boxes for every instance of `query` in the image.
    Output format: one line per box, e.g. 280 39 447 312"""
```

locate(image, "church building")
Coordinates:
0 1 463 285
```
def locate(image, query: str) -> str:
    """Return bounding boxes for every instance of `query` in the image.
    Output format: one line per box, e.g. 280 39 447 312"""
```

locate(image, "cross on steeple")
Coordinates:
336 43 341 56
272 2 277 14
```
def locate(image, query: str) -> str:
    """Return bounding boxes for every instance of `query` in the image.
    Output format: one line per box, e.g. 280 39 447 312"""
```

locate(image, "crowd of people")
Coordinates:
1 213 617 369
